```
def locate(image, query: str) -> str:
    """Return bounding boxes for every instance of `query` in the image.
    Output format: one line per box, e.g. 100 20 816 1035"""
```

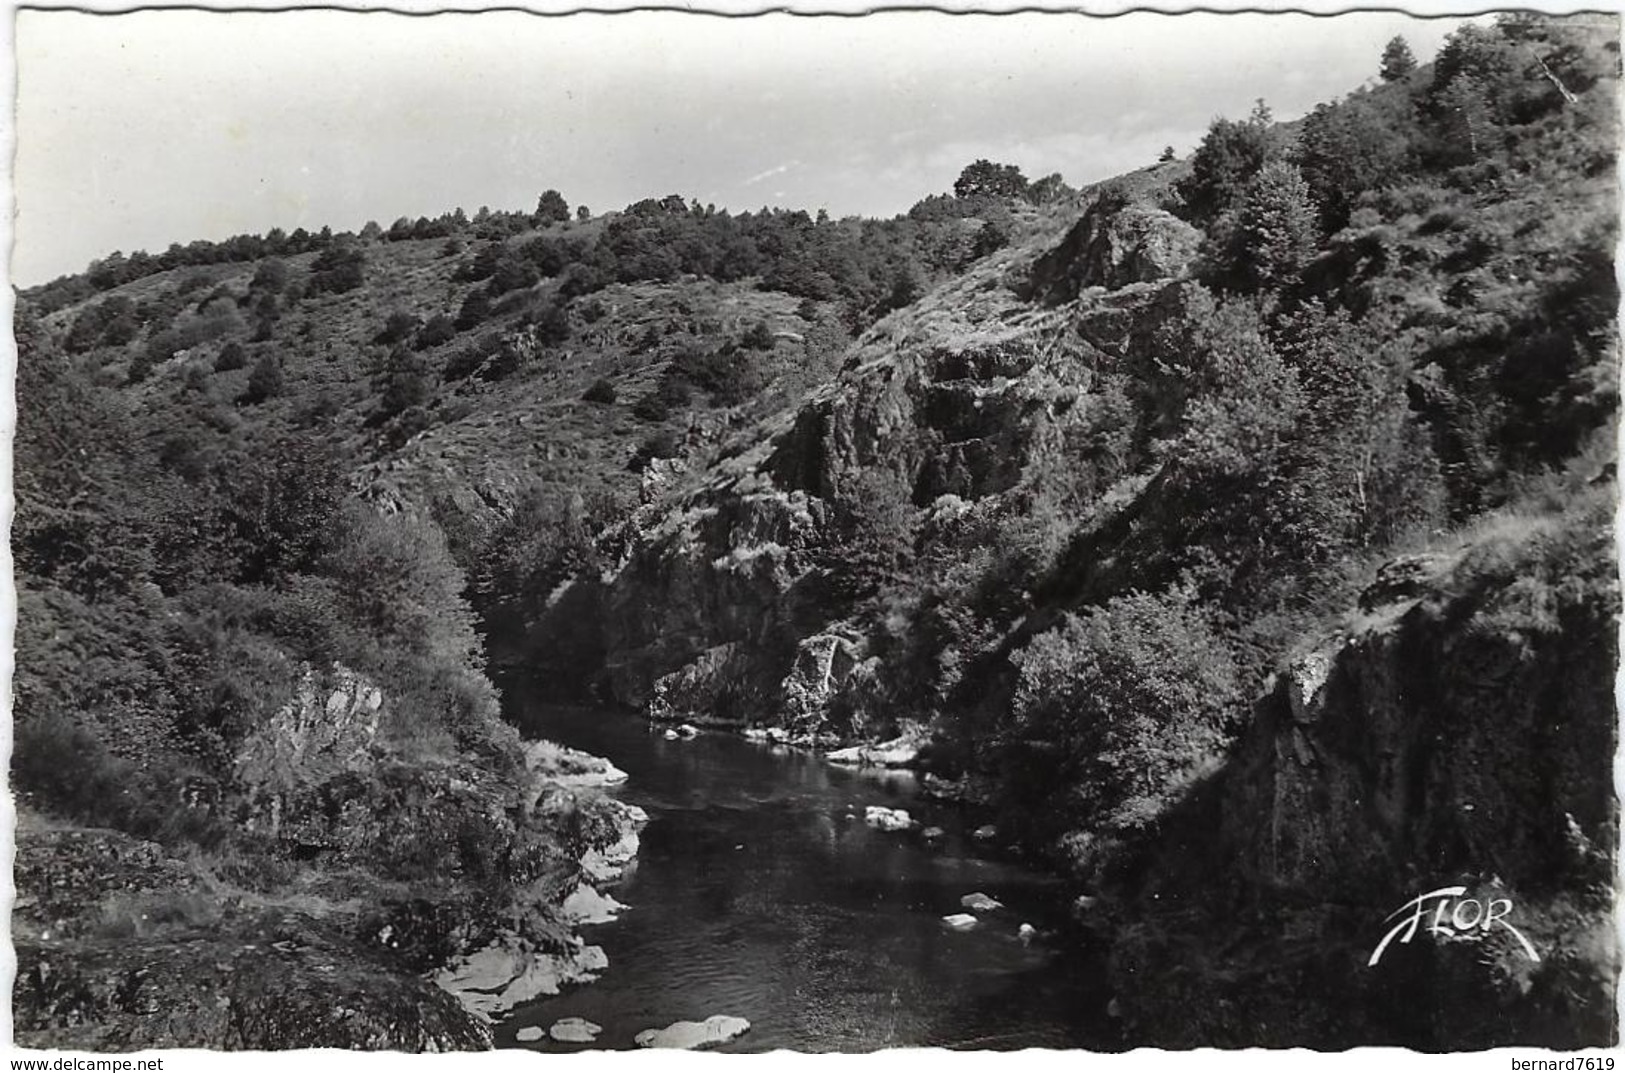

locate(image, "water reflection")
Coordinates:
500 696 1111 1052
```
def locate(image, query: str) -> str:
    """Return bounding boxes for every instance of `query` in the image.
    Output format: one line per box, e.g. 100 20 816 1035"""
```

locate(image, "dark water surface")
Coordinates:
499 694 1110 1052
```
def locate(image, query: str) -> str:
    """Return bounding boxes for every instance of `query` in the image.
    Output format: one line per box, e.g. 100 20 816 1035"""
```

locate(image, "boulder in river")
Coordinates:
920 826 945 842
1018 923 1037 942
561 882 629 925
549 1017 602 1044
634 1015 751 1049
941 913 979 931
515 1027 545 1043
826 733 921 768
863 805 913 831
972 824 997 841
961 892 1003 912
434 939 608 1022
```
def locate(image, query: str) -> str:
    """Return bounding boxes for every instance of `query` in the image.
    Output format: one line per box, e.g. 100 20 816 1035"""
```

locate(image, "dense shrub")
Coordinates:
241 355 285 405
307 244 366 295
376 347 436 418
1008 590 1241 854
213 341 248 372
375 310 421 346
455 289 491 331
415 313 458 350
65 296 138 353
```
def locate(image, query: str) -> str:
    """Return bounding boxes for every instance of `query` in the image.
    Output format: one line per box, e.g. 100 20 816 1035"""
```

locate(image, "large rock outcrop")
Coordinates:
1028 193 1201 303
1108 510 1618 1048
593 247 1177 730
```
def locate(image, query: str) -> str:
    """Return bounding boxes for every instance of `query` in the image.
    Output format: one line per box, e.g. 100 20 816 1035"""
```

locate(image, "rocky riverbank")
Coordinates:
12 668 647 1051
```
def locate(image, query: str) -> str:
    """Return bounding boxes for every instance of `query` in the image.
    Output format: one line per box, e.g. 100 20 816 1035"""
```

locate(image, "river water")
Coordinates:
500 694 1112 1052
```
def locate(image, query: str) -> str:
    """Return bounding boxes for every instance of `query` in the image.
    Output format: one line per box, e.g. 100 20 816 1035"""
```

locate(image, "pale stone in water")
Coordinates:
961 892 1003 912
634 1015 751 1049
549 1017 602 1044
863 805 912 831
562 883 628 925
434 941 609 1022
826 735 920 768
515 1027 545 1043
972 824 997 840
941 913 979 931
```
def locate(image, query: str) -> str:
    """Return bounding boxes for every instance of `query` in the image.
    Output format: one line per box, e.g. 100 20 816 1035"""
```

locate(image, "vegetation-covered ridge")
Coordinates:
12 12 1619 1051
12 66 1076 1047
550 14 1619 1047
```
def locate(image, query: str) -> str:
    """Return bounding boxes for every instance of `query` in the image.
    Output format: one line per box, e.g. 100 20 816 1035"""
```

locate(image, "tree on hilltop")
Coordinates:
1380 35 1417 81
535 189 570 225
954 159 1031 201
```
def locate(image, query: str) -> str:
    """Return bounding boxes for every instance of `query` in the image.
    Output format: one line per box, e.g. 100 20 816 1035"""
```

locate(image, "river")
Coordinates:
500 692 1113 1051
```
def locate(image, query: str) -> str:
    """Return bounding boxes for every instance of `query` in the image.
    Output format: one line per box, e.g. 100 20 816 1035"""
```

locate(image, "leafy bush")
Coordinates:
1295 89 1414 231
375 347 436 419
65 296 138 353
324 505 484 671
213 341 248 372
241 355 285 405
1008 590 1240 847
415 313 458 350
740 321 776 351
375 310 421 346
307 244 366 295
454 289 491 331
632 391 672 422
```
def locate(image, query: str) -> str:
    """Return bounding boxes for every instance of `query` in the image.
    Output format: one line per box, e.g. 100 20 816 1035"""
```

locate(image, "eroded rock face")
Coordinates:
586 195 1216 739
597 319 1108 733
1029 195 1201 303
1110 525 1619 1048
234 664 384 817
780 629 873 736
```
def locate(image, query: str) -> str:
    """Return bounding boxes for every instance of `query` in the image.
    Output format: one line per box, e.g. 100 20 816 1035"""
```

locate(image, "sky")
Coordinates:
12 9 1474 286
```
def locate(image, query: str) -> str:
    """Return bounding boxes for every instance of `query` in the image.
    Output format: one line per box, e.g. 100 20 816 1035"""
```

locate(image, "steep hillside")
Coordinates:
13 143 1069 1045
539 14 1620 1046
13 11 1618 1051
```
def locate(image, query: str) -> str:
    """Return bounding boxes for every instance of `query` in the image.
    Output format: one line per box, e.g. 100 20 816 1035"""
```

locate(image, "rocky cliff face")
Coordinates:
567 178 1617 1046
1106 504 1618 1048
1026 191 1201 303
588 199 1204 733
